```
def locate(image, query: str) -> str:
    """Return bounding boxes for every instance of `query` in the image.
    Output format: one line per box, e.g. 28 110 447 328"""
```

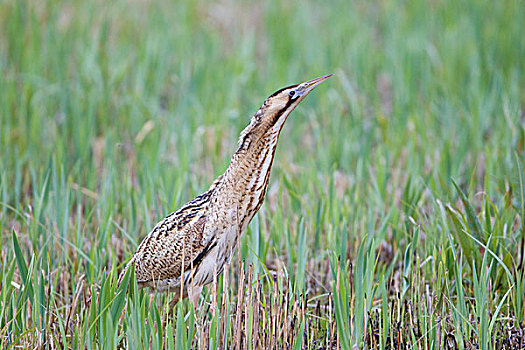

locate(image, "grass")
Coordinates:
1 0 525 348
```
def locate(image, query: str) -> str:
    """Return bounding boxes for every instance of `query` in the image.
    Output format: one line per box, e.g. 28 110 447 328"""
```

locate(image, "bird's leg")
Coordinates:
168 293 181 312
188 284 203 344
166 285 188 319
189 285 202 307
166 284 200 316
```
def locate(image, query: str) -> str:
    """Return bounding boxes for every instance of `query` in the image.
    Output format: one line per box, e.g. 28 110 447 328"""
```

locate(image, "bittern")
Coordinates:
119 74 332 304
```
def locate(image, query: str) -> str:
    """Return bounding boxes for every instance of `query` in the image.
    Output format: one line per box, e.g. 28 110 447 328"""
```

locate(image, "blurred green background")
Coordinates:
1 0 524 348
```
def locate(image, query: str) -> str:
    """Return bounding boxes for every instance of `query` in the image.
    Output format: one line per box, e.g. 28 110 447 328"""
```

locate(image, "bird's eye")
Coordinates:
289 90 296 98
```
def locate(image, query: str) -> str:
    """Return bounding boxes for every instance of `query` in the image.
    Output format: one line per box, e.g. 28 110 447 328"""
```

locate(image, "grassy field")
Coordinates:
1 0 525 348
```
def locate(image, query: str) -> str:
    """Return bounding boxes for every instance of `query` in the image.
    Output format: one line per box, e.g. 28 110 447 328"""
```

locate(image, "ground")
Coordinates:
0 0 524 348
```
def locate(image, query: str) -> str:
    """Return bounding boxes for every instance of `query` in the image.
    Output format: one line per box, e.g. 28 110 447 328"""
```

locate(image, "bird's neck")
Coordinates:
218 131 282 227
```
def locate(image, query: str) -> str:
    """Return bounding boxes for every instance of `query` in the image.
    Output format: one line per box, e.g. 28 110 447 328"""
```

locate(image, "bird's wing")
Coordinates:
131 176 224 285
133 213 211 284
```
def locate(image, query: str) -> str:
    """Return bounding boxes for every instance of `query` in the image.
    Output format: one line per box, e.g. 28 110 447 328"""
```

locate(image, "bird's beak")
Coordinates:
296 74 333 97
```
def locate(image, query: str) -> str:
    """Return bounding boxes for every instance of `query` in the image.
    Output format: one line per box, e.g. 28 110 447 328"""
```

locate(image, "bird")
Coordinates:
119 74 332 305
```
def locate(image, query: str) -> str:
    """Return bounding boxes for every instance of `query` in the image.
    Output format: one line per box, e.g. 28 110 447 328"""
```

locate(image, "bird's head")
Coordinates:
238 74 332 151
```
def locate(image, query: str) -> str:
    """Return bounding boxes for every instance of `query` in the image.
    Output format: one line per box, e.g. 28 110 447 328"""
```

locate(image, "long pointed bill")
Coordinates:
296 74 333 98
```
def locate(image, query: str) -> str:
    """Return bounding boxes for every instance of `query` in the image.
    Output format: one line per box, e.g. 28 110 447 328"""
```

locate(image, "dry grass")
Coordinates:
2 0 525 348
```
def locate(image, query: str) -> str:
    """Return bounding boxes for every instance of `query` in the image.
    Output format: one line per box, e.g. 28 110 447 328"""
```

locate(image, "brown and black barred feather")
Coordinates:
119 75 332 302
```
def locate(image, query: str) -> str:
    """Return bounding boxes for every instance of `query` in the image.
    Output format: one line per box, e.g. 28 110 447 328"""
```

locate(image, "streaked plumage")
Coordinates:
119 74 332 304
